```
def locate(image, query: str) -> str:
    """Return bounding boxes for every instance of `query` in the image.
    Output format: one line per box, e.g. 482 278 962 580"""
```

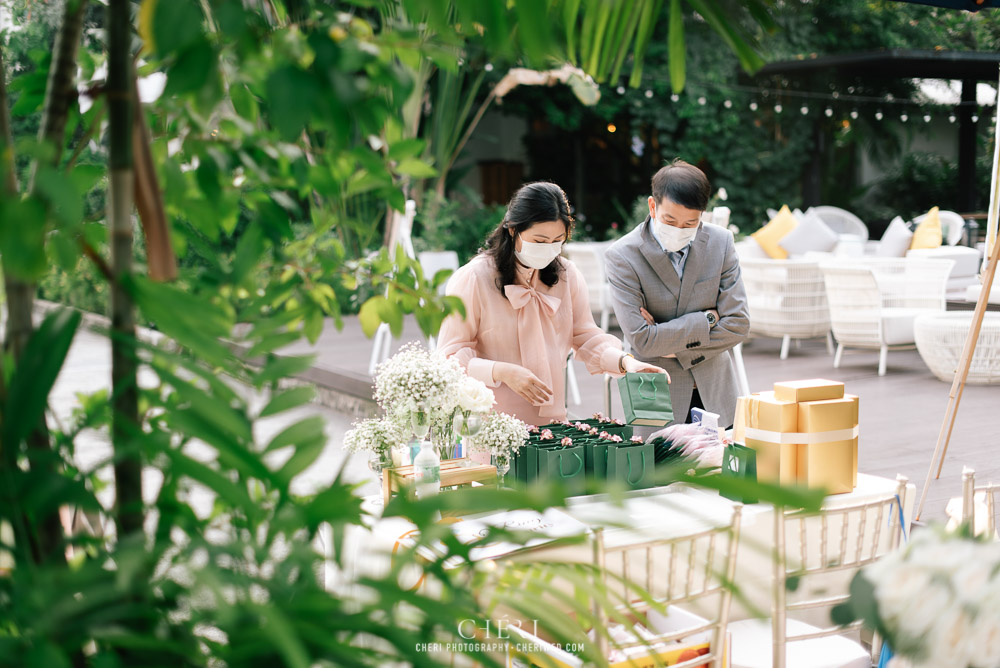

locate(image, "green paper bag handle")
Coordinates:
559 451 584 478
636 374 658 401
626 449 647 485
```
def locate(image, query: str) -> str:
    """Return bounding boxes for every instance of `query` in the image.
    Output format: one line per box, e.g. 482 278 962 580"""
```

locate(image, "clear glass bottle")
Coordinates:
412 440 441 499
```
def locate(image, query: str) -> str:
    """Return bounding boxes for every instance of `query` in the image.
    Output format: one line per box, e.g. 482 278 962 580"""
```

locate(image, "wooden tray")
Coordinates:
382 458 497 505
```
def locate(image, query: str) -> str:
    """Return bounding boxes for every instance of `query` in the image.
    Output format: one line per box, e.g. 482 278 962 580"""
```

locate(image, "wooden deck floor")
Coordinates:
293 315 1000 522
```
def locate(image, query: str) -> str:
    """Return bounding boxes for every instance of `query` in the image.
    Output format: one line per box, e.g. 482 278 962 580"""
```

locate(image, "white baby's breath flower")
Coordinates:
471 412 529 461
343 417 404 456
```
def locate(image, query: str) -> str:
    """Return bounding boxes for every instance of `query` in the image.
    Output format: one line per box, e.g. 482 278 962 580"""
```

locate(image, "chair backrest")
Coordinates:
819 264 883 348
773 475 909 668
592 505 742 668
810 206 869 241
913 210 965 246
563 242 609 310
739 259 830 339
417 250 460 295
962 467 1000 537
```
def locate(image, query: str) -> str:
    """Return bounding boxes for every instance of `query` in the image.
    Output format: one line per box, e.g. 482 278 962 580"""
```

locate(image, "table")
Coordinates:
344 474 914 627
914 312 1000 384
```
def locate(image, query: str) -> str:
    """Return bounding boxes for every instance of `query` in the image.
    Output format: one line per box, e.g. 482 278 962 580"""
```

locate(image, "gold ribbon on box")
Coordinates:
744 425 860 444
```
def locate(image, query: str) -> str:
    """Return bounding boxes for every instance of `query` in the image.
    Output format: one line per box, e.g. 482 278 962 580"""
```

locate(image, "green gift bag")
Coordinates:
581 418 633 441
536 444 587 494
617 373 673 427
721 443 758 504
606 442 656 489
582 439 612 477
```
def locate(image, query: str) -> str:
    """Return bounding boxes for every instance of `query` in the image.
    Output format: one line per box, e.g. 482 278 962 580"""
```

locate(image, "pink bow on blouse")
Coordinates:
504 284 563 417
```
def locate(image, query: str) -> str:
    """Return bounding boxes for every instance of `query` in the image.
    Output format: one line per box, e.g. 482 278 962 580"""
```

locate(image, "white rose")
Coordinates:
457 377 495 413
953 561 992 604
874 564 931 621
923 604 974 668
717 187 728 201
967 613 1000 668
894 581 953 639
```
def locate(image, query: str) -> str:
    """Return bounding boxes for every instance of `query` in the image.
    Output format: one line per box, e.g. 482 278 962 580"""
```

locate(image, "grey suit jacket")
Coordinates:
606 218 750 427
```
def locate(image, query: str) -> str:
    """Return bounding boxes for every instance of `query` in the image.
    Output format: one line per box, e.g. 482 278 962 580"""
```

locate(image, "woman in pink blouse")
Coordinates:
437 182 667 426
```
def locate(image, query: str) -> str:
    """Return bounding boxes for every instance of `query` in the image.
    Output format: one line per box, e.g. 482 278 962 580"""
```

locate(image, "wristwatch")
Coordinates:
705 311 718 327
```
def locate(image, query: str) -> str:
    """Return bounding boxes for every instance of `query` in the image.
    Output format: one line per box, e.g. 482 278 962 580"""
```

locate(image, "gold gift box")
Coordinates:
796 394 859 494
740 391 799 486
735 380 859 494
773 378 845 403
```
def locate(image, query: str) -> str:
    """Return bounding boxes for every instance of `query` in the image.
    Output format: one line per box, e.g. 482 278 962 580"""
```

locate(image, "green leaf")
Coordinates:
358 296 384 337
303 304 324 343
152 0 204 55
49 230 80 271
68 163 104 195
254 354 316 387
163 39 216 97
2 309 81 448
259 386 316 418
277 434 326 483
387 139 426 161
266 66 319 141
265 415 326 453
232 222 266 284
394 158 438 178
164 448 255 511
376 296 403 338
35 166 83 227
514 0 553 68
0 196 48 279
668 0 685 93
127 276 233 365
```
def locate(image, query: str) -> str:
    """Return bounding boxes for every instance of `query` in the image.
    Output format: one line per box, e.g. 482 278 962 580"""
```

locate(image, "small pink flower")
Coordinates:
560 436 573 447
611 435 623 443
541 429 554 440
559 420 572 427
631 435 644 443
599 431 612 440
528 425 540 433
588 428 598 436
592 412 607 421
613 418 625 425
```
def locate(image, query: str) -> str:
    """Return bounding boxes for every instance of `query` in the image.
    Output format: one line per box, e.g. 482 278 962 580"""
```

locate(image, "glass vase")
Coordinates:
453 411 483 466
368 452 393 505
493 454 510 487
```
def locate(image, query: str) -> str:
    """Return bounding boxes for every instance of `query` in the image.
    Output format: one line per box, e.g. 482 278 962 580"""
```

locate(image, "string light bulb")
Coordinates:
724 99 732 108
850 110 858 119
949 114 956 123
617 86 625 95
825 108 833 117
875 110 883 120
800 105 809 115
607 123 616 133
973 114 979 122
900 113 908 122
645 89 653 98
485 63 494 72
670 94 679 102
775 104 783 113
749 102 758 111
923 114 931 123
698 96 706 105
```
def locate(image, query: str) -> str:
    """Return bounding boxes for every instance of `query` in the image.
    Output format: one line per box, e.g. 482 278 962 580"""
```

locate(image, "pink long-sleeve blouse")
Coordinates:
436 254 624 426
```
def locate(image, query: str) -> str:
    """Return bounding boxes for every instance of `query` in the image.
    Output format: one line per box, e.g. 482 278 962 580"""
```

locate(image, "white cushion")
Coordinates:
833 235 865 257
907 245 982 278
881 307 930 345
876 216 913 257
779 210 839 257
736 237 770 259
729 618 869 668
966 283 1000 305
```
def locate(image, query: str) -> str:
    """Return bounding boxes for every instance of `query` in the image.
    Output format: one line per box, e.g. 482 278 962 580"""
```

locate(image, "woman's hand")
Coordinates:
640 307 655 326
621 356 670 383
494 362 553 406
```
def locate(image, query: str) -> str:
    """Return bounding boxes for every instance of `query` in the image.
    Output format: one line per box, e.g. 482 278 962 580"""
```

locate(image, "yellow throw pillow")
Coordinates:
752 205 799 259
910 206 943 250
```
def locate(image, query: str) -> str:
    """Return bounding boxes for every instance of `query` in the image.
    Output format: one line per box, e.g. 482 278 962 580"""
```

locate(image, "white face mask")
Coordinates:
515 236 563 270
653 212 699 253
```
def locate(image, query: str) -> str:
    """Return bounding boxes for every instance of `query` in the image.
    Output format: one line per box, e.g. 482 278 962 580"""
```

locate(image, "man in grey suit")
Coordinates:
606 160 749 427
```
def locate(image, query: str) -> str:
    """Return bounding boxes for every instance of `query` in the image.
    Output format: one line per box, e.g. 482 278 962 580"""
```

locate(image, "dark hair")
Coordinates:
482 181 575 295
651 159 711 211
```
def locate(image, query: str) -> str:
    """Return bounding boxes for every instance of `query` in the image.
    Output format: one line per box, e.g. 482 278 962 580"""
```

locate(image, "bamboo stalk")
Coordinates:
108 0 142 537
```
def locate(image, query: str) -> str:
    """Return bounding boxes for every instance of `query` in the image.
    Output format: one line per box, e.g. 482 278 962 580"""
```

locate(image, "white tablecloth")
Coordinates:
343 474 914 625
